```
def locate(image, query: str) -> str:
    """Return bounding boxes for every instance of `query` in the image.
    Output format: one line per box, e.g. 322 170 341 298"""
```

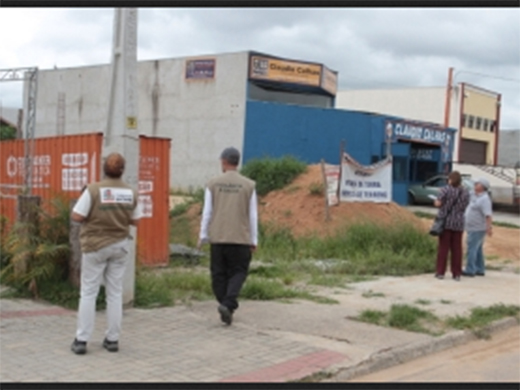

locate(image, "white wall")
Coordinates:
27 52 250 190
336 87 462 160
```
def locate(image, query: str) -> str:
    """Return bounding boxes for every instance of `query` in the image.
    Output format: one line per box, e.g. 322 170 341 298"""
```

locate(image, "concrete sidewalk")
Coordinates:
1 270 519 383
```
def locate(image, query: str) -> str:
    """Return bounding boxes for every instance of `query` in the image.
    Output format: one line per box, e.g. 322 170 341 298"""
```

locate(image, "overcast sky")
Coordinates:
0 7 519 129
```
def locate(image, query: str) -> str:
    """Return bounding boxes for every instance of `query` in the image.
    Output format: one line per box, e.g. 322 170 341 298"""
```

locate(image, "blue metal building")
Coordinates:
242 93 456 206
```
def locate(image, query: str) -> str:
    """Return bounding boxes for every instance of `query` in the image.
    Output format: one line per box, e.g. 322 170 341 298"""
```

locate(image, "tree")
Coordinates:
0 124 17 141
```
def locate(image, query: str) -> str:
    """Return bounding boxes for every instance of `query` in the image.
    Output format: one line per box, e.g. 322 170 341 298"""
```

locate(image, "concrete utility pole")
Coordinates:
104 8 139 306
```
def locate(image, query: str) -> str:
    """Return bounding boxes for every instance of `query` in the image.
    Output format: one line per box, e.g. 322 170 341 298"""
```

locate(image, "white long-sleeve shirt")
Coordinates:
199 187 258 246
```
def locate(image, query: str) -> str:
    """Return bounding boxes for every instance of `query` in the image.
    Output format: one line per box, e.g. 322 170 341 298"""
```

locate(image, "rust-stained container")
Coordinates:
0 133 170 266
0 133 104 227
137 136 171 266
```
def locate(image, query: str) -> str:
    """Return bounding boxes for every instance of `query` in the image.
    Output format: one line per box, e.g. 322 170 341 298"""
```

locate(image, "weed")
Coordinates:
308 182 324 196
446 304 520 332
362 290 386 298
170 215 196 247
492 221 520 229
357 309 386 325
440 299 453 305
241 156 307 196
309 274 347 288
284 185 301 194
387 304 439 334
415 299 432 305
293 370 334 383
486 255 500 261
169 201 192 218
283 210 293 218
413 211 435 220
486 265 503 271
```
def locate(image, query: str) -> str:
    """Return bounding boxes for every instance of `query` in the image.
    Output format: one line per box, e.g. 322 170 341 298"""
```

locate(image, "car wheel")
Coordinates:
408 192 416 205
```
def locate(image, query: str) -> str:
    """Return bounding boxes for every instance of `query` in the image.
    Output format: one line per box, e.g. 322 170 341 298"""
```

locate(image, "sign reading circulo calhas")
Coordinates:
250 55 322 87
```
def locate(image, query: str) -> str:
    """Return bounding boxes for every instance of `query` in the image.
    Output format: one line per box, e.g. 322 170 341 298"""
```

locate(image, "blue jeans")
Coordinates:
465 230 487 275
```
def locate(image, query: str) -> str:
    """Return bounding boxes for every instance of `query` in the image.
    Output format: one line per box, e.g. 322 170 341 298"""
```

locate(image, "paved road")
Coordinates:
407 205 520 227
351 325 520 383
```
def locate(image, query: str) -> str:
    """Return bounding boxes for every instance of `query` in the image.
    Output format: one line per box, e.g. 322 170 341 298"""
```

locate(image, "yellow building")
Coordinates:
459 83 501 165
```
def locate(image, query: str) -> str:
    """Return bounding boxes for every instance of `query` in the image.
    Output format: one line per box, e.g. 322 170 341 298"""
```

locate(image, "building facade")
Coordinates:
25 50 457 205
336 83 501 165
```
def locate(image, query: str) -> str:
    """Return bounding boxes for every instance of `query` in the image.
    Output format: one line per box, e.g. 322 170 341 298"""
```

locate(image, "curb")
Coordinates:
324 316 519 382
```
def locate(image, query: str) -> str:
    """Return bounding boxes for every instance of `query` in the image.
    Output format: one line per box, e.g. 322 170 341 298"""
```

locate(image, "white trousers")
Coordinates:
76 239 129 343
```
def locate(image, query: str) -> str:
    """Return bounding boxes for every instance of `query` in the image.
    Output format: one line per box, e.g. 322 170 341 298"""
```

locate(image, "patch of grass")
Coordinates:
446 304 520 335
387 304 439 334
356 304 442 336
362 290 386 298
486 265 503 271
241 277 337 304
308 182 324 196
283 209 293 218
135 270 212 308
169 201 192 218
440 299 453 305
492 221 520 229
413 211 435 220
357 309 387 325
169 215 196 247
241 156 307 196
248 264 286 279
256 221 437 277
309 274 348 288
415 299 432 305
486 255 500 261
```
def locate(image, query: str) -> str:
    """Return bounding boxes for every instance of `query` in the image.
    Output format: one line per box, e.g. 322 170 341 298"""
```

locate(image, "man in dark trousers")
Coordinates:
198 147 258 325
70 152 142 354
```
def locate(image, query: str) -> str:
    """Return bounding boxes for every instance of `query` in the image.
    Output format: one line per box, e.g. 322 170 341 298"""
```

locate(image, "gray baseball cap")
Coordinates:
474 177 491 190
220 147 240 165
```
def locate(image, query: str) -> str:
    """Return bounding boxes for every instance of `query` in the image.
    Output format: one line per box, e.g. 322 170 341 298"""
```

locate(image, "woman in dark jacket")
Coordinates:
433 171 470 281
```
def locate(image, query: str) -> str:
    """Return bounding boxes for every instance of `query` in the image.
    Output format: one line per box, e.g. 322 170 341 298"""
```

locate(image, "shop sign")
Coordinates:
385 120 452 146
321 66 338 96
185 58 216 80
249 55 321 87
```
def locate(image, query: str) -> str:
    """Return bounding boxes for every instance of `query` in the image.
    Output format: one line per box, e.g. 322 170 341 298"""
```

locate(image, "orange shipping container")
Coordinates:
0 133 170 266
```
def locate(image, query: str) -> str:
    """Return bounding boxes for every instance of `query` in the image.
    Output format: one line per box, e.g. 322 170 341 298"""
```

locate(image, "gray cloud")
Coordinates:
0 7 518 129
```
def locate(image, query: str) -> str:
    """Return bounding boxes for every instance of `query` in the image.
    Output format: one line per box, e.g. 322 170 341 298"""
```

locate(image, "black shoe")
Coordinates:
218 304 232 325
461 271 475 277
103 338 119 352
435 274 444 280
476 272 485 276
71 339 87 355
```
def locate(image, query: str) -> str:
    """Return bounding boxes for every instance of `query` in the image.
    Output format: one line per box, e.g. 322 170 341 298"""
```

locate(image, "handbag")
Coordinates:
429 189 461 236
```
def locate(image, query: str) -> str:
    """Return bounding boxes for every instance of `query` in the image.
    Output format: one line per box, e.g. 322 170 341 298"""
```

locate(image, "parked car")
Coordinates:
408 175 491 205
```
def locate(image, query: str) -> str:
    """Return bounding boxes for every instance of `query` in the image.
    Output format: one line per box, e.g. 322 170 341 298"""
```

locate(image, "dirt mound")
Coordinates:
259 164 423 237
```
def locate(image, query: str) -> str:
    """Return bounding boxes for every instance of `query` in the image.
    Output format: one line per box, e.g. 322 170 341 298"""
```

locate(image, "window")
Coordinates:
468 115 475 129
461 114 467 128
476 117 482 130
428 177 448 188
483 119 489 131
490 120 496 133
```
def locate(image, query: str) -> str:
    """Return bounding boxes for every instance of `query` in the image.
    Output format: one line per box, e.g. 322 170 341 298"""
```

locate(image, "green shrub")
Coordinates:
1 198 71 292
241 156 307 196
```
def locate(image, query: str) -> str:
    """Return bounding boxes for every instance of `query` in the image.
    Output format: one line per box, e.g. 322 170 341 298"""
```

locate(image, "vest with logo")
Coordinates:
79 178 138 253
207 170 256 245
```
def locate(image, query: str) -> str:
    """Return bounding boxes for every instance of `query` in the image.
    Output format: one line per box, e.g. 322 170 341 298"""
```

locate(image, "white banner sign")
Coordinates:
340 155 392 203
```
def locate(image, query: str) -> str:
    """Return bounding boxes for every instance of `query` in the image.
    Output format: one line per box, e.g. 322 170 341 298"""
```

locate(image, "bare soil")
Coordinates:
175 164 520 265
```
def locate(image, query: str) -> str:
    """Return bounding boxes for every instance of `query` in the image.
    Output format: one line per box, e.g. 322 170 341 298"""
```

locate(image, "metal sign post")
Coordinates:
104 8 139 306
